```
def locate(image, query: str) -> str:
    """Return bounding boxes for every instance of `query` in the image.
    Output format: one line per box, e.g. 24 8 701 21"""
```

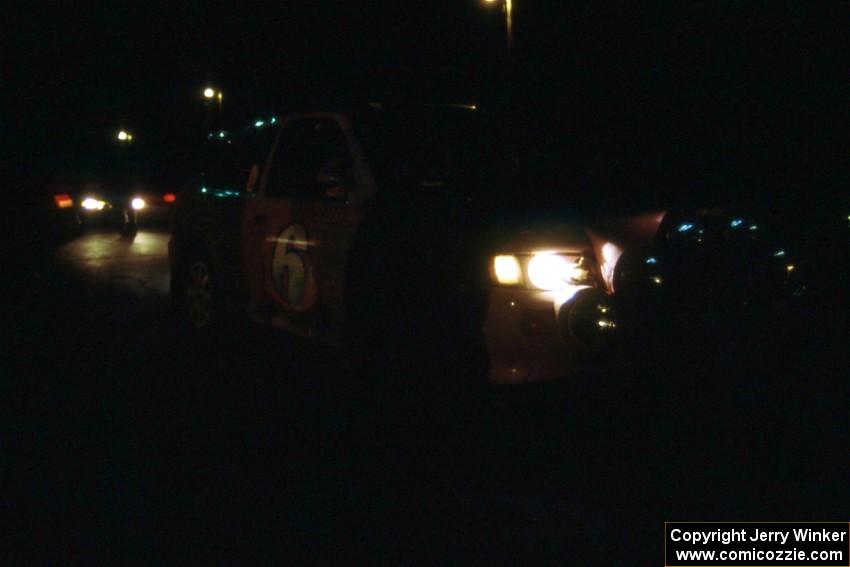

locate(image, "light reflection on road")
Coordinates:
54 228 171 297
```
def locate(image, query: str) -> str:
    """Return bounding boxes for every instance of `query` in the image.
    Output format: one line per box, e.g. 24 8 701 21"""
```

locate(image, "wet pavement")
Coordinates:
7 227 849 564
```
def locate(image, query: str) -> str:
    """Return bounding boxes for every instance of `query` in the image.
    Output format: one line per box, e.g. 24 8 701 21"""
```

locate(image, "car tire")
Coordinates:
559 287 618 353
179 254 225 338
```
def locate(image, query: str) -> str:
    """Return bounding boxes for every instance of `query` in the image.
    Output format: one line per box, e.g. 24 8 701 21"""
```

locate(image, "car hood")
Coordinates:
486 221 591 256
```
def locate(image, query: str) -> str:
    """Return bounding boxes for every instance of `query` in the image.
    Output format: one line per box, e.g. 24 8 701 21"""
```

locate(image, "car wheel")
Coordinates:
559 287 618 353
185 258 217 331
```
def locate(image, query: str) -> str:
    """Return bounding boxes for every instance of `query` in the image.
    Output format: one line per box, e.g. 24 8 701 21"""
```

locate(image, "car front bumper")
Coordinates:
484 286 616 384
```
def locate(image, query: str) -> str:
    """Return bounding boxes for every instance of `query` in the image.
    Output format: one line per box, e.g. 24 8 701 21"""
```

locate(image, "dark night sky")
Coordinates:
7 3 500 181
6 2 849 207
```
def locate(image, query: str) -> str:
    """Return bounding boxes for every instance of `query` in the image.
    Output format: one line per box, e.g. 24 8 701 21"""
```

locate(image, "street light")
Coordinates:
203 87 223 103
203 86 224 121
483 0 515 112
483 0 513 54
117 130 133 142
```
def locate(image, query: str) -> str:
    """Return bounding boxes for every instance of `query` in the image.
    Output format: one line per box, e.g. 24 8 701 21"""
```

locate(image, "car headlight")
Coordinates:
491 252 595 290
81 197 107 210
527 252 587 291
493 255 522 285
131 197 146 210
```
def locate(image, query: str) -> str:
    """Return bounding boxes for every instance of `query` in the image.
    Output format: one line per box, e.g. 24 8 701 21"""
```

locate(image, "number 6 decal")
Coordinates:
269 224 317 311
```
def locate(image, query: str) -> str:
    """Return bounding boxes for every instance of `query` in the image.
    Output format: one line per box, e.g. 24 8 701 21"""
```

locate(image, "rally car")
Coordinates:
169 104 629 384
483 216 639 382
170 103 806 385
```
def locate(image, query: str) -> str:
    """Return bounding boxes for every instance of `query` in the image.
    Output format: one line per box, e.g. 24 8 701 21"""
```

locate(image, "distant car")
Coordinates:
25 183 85 246
73 183 178 233
39 144 180 235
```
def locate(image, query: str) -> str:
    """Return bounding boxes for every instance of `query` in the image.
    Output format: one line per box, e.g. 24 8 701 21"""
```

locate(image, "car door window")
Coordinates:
267 118 351 200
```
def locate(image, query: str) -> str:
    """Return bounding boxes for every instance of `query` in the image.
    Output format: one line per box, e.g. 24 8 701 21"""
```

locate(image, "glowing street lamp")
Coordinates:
202 86 224 119
203 87 223 103
117 130 133 142
483 0 513 53
482 0 515 112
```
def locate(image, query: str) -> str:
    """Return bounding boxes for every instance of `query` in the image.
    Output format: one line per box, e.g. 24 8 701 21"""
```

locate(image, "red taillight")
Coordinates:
163 193 176 203
54 194 73 208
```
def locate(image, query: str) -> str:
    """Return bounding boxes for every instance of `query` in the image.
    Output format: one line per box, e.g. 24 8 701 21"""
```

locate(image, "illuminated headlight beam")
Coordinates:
131 197 146 210
81 197 106 210
527 252 577 291
493 255 522 285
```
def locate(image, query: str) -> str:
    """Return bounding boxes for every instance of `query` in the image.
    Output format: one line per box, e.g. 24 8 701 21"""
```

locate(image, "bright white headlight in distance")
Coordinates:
527 252 576 291
131 197 146 210
493 255 522 285
81 197 106 210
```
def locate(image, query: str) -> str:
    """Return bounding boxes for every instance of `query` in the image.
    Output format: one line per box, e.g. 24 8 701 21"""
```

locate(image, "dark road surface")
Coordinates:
7 228 849 565
53 229 172 298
